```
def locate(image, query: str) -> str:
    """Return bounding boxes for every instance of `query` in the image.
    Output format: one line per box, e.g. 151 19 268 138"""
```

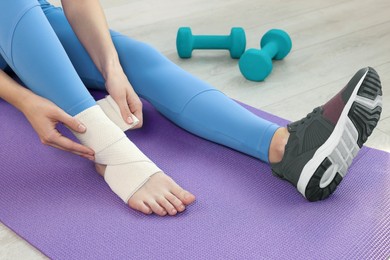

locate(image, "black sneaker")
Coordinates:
271 67 383 201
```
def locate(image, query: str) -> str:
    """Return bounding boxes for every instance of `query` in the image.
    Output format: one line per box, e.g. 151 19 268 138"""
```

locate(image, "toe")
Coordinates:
156 196 177 216
140 203 153 215
147 200 167 216
182 191 196 205
171 185 196 205
166 193 186 212
128 200 152 215
162 173 195 206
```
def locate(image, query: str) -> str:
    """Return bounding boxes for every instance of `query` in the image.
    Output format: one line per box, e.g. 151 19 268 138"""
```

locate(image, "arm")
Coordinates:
0 70 95 160
61 0 143 127
60 0 117 79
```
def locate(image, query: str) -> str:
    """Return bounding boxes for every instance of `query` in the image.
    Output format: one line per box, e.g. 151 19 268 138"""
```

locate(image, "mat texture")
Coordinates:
0 90 389 260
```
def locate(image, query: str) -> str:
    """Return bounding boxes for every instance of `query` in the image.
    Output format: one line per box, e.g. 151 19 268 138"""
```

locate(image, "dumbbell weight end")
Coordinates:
238 49 272 82
177 27 193 58
260 29 292 60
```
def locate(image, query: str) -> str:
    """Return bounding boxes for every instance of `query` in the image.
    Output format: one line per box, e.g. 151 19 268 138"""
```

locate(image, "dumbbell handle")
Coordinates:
193 35 231 49
261 41 278 59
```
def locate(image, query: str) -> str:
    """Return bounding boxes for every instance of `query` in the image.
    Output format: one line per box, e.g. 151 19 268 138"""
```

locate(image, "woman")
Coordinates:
0 0 382 216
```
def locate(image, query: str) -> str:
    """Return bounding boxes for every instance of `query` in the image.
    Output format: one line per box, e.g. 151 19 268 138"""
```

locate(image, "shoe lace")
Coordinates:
289 107 321 130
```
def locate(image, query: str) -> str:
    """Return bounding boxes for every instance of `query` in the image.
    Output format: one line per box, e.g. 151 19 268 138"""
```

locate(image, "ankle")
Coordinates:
268 127 289 164
95 163 107 177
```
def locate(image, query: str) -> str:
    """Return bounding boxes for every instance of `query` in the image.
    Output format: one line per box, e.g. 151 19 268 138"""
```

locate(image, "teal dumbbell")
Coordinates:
239 29 292 81
176 27 246 59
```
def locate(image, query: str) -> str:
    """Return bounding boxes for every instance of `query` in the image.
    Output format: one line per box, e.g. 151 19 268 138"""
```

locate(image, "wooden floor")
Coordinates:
1 0 389 258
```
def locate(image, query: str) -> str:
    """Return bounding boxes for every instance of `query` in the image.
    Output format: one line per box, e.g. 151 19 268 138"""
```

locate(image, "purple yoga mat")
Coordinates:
0 90 389 260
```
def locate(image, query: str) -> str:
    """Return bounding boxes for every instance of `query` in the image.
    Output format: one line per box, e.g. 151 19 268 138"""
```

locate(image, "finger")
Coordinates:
49 117 95 155
49 143 95 161
50 134 95 156
56 109 87 133
114 97 133 125
132 110 143 128
128 99 143 128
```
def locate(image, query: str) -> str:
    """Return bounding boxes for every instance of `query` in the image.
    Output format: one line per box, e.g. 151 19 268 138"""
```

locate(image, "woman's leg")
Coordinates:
0 0 193 215
42 6 280 163
42 7 384 203
0 0 96 116
12 1 382 203
116 39 280 162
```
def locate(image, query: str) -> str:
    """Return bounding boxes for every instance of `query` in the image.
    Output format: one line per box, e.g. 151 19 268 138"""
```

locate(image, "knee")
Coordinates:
111 31 155 52
0 2 40 64
111 33 166 68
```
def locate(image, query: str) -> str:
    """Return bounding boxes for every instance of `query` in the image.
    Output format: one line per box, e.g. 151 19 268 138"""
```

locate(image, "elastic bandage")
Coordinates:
97 95 139 131
71 103 161 203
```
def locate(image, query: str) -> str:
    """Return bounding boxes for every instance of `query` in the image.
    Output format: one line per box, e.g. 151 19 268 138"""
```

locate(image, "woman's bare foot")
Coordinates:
95 164 196 216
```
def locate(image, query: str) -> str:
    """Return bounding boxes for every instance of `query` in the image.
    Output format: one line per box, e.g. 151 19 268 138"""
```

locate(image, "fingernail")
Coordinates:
127 116 133 124
78 124 86 132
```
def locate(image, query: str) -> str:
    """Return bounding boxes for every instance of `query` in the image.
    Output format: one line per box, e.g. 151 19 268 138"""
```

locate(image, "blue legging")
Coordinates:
0 0 279 162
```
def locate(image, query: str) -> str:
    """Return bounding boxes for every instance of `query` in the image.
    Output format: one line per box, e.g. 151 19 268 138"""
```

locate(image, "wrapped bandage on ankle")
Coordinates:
71 105 162 203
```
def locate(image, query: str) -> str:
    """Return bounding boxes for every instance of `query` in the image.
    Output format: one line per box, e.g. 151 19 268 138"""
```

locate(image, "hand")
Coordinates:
105 69 143 129
21 93 95 161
